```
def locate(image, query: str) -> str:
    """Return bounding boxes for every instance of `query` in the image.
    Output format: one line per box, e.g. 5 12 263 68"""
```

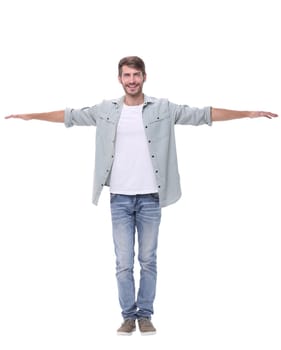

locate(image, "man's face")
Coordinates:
118 65 146 97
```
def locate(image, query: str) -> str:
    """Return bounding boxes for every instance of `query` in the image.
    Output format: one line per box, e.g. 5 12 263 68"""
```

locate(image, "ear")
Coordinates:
143 74 147 82
118 75 122 84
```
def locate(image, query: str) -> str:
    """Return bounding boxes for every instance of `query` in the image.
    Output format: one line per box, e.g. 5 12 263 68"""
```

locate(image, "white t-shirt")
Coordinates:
110 104 158 194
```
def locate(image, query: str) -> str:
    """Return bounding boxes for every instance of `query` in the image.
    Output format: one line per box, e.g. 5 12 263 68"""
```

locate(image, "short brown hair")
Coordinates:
118 56 146 77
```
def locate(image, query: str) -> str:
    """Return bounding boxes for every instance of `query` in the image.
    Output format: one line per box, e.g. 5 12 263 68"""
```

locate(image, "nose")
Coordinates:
129 74 136 84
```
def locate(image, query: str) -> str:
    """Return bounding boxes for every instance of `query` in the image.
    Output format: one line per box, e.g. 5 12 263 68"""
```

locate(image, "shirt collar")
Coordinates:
112 95 155 107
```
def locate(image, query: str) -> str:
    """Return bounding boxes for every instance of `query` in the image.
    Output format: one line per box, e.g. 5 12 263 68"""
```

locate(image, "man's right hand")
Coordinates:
5 111 65 123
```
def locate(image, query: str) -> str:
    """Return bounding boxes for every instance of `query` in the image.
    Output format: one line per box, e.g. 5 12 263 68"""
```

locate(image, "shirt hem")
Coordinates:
110 189 158 195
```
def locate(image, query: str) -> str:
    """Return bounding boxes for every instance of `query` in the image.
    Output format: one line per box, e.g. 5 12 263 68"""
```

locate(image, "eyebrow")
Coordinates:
123 71 142 75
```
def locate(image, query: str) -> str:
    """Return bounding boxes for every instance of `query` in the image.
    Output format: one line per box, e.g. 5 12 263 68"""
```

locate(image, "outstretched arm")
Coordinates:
5 110 65 123
211 108 278 122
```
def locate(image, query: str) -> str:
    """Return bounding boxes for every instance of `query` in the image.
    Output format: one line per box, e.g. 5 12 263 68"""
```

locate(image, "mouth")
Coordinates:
127 84 138 89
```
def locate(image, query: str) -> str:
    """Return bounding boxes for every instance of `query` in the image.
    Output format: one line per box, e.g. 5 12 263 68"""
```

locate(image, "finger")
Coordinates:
5 114 21 120
259 111 278 119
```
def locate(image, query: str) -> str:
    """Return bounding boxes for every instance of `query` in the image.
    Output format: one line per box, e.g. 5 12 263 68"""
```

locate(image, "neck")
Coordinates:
124 93 144 106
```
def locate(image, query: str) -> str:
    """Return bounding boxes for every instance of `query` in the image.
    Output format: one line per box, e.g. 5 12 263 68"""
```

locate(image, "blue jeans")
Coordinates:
110 193 161 320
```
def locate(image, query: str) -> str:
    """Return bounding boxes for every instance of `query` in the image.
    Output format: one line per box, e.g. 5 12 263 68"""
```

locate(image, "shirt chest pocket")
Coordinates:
96 115 117 141
97 115 116 125
148 115 171 140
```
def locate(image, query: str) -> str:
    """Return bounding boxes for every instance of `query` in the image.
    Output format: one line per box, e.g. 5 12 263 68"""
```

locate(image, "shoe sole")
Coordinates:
117 329 136 336
140 331 156 336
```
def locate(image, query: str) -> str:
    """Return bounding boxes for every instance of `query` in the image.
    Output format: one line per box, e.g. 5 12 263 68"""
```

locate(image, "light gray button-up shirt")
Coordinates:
64 95 212 207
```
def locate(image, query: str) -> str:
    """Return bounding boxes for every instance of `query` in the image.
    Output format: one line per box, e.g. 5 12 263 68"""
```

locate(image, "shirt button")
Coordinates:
158 185 161 188
145 125 148 128
152 155 155 158
148 140 151 143
155 170 158 173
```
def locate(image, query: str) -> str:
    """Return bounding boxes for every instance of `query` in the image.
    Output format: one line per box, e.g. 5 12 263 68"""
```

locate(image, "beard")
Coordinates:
123 83 143 97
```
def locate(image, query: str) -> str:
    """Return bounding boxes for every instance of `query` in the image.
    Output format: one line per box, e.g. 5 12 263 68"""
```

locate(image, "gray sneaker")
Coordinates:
138 318 156 335
117 319 136 335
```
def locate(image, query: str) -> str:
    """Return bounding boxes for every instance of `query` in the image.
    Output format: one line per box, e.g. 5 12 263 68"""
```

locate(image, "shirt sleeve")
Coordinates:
64 106 98 127
169 102 212 126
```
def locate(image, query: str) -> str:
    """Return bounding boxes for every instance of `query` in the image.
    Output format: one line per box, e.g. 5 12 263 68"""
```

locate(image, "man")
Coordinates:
5 56 278 336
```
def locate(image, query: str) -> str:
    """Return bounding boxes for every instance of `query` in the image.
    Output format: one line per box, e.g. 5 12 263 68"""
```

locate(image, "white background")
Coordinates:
0 0 280 349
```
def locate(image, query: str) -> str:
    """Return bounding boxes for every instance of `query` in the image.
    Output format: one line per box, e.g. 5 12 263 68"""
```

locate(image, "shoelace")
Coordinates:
123 319 135 325
138 318 151 325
